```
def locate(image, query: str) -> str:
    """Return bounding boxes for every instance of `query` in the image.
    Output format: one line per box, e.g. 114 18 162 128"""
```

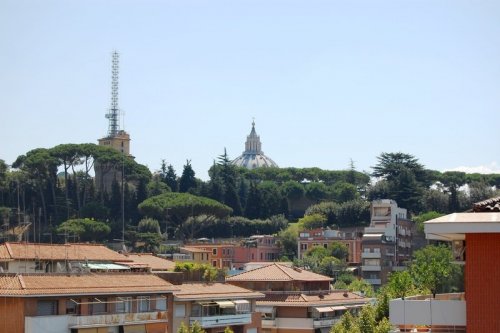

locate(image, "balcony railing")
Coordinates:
25 311 167 333
361 265 381 271
389 293 466 328
69 311 168 328
361 252 381 259
313 317 341 328
190 313 251 328
364 278 382 285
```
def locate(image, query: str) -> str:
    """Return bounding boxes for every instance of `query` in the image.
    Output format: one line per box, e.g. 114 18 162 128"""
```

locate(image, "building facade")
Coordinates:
390 197 500 332
226 263 369 333
172 282 264 333
297 228 362 265
361 200 413 287
0 273 177 333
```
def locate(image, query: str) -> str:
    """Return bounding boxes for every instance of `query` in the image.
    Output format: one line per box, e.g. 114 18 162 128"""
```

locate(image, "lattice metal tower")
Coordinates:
105 51 120 137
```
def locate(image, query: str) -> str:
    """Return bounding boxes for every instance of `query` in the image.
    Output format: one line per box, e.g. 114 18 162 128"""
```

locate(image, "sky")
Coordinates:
1 0 499 180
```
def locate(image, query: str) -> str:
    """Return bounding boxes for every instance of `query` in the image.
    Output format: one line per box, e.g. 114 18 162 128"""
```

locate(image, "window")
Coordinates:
155 296 167 311
300 243 308 251
190 304 201 317
175 304 186 317
364 259 380 266
138 296 150 312
212 248 217 255
66 299 80 315
37 300 58 316
89 298 107 315
116 297 132 313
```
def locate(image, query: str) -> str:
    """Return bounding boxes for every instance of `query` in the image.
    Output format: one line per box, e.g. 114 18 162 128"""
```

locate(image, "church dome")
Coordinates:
231 121 278 169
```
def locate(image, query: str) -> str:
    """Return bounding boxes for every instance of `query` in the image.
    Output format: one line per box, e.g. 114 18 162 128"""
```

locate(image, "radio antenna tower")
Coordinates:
105 51 120 137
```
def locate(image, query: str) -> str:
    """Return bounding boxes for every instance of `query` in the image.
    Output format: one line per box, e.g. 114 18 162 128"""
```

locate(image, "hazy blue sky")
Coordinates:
1 0 499 180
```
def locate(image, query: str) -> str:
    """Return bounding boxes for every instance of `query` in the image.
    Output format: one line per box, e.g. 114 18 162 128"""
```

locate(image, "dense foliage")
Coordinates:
1 149 499 248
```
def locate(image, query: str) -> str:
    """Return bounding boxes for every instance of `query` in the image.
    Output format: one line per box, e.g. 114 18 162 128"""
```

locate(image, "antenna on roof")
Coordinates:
105 51 120 137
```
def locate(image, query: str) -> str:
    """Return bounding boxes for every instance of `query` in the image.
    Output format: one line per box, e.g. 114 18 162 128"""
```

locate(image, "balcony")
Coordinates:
361 265 381 271
364 278 382 285
25 311 167 333
389 293 466 331
361 252 381 259
69 311 168 328
313 317 341 328
190 313 251 328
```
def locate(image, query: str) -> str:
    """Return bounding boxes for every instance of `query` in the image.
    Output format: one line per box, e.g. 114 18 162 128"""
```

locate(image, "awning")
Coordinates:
314 306 334 313
233 299 250 311
256 306 274 313
215 301 235 308
83 263 130 270
331 306 347 311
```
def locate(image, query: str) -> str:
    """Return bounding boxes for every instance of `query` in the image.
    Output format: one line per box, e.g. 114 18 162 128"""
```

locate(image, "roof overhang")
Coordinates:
424 212 500 241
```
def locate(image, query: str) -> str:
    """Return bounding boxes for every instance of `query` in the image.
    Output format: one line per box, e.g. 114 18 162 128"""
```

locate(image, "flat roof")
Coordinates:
424 212 500 241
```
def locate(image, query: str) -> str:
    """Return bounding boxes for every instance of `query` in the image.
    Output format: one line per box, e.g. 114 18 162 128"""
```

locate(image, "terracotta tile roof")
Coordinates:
174 283 264 301
257 291 368 307
0 242 130 262
119 253 176 271
226 263 332 282
473 196 500 212
181 247 211 253
0 273 178 296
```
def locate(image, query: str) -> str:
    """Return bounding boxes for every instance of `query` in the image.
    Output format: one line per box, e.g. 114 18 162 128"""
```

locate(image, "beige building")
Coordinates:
172 282 264 333
0 272 178 333
0 242 131 274
227 263 370 333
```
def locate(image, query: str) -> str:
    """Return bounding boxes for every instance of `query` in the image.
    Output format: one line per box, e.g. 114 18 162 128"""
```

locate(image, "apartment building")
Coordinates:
0 242 131 274
297 228 362 265
226 263 369 333
390 197 500 333
0 272 177 333
172 282 264 333
361 200 413 287
233 236 281 269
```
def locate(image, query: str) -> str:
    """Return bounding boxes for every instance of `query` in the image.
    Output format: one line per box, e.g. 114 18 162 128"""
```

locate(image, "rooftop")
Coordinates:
0 273 178 296
424 212 500 241
120 253 176 271
257 290 368 307
0 242 129 262
174 282 264 301
226 263 332 282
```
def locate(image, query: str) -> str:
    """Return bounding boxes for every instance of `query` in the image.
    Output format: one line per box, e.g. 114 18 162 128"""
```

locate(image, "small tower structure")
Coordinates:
95 51 131 193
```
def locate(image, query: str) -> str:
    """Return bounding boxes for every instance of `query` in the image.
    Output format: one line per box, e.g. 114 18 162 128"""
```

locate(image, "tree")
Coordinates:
56 218 111 242
329 241 349 261
299 213 326 230
244 181 261 219
277 223 300 258
331 311 360 333
179 160 197 193
305 182 329 202
411 244 454 298
372 152 427 213
138 192 232 239
165 164 178 192
412 211 443 234
281 180 305 200
177 321 206 333
385 270 416 299
372 152 426 183
348 278 375 297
